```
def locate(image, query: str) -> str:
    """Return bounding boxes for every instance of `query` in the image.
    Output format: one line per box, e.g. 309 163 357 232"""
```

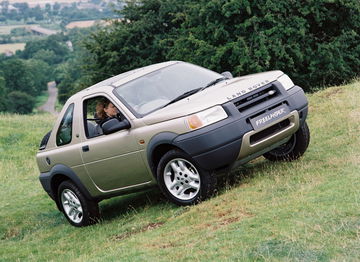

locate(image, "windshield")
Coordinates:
113 62 223 116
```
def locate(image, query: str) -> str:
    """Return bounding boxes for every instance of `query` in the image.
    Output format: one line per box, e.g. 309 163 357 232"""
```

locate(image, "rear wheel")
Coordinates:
157 149 216 205
264 121 310 161
58 181 100 227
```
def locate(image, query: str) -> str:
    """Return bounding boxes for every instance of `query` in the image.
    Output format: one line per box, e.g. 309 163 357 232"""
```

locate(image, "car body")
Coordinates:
36 61 310 226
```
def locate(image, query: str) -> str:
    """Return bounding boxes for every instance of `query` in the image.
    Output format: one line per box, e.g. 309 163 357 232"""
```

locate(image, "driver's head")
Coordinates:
96 99 118 119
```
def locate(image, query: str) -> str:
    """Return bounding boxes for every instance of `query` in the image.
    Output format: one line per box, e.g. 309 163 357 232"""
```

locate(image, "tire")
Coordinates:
156 149 216 205
264 121 310 161
57 180 100 227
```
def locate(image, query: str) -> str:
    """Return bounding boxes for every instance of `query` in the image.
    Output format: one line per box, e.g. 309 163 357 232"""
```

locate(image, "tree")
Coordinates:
0 57 51 97
45 3 51 14
26 59 52 93
83 0 185 84
80 0 360 95
0 73 6 112
20 34 70 64
6 91 35 114
1 58 37 96
32 49 58 65
53 2 60 15
55 27 98 102
0 1 9 15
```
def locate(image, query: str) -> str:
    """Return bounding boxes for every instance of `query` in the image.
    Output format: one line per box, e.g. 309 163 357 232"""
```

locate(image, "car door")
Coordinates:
79 94 152 192
40 103 91 185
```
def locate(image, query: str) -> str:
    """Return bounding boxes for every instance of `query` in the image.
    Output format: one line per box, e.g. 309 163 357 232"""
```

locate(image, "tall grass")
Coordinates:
0 81 359 261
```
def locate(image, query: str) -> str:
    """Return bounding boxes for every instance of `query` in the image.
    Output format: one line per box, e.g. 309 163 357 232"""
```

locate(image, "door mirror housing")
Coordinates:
102 118 131 135
221 71 233 79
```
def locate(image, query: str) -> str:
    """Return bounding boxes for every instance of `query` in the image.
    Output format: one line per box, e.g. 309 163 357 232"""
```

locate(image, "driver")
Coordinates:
95 99 119 130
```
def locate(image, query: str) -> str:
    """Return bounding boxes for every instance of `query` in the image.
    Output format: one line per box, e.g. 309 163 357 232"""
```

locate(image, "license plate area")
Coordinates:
250 104 290 130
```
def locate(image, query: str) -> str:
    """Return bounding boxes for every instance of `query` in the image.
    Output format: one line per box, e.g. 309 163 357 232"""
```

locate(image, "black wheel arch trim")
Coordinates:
146 132 182 174
39 164 94 208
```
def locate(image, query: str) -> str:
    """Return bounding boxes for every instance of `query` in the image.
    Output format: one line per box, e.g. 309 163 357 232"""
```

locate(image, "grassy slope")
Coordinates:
0 81 359 261
34 90 49 111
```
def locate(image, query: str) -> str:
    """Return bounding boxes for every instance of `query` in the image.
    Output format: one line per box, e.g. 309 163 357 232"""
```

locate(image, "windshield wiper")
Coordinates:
200 77 228 91
162 88 202 108
161 77 228 108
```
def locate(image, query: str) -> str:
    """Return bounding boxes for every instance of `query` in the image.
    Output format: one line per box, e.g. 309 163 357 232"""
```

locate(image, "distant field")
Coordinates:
7 0 87 8
66 19 120 29
0 25 36 35
65 20 97 29
0 43 26 53
7 0 85 4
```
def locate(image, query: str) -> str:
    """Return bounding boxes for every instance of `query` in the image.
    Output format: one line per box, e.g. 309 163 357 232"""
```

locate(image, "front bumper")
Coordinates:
173 83 308 171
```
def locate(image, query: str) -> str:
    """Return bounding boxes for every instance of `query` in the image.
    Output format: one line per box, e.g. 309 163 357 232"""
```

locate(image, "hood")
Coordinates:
142 70 284 125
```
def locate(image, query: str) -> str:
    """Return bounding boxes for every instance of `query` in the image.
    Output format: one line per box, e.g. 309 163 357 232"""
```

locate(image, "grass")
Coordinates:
39 23 62 31
33 91 50 114
0 25 30 35
34 90 49 110
0 81 359 261
55 99 63 113
0 43 26 53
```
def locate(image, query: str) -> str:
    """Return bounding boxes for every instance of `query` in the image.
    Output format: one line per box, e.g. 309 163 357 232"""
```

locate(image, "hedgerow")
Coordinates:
73 0 360 99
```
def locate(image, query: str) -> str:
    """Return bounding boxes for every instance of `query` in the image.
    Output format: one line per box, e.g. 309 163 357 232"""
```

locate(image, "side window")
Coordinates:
56 103 74 146
83 96 124 139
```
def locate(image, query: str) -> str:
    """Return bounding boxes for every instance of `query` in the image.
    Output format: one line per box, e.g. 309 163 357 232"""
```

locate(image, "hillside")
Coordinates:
0 81 359 261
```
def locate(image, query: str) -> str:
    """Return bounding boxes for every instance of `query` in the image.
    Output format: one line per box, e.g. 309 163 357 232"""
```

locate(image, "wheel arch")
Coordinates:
49 164 94 209
147 132 185 176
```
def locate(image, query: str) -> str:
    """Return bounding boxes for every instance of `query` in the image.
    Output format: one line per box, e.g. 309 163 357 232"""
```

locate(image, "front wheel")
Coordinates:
156 149 216 205
263 121 310 161
58 181 100 227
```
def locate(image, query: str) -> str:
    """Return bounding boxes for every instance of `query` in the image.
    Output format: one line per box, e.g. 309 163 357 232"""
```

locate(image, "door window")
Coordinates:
83 96 124 139
56 103 74 146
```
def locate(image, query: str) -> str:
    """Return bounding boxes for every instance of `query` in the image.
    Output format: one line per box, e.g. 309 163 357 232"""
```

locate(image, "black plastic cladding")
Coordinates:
173 84 308 171
39 164 94 203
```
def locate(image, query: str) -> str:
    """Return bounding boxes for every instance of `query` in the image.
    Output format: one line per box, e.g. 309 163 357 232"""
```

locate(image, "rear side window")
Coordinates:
56 104 74 146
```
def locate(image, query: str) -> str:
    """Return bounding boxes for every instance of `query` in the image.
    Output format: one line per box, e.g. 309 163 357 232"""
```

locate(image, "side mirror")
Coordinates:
221 71 234 79
102 118 131 135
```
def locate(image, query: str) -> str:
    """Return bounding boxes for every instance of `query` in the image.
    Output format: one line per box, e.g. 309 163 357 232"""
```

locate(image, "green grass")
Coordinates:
39 23 62 31
1 81 359 261
33 90 49 111
55 99 63 113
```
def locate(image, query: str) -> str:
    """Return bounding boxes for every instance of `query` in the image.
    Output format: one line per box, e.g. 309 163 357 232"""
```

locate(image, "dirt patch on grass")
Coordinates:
112 222 164 241
319 87 344 98
196 210 253 231
218 216 242 226
1 227 20 240
204 216 243 230
158 242 178 248
215 209 233 218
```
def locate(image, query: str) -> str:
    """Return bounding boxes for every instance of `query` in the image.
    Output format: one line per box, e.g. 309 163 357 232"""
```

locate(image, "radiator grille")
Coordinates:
233 85 278 112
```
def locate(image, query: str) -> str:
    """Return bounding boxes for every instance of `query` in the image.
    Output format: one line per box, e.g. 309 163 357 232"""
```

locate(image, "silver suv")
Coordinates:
37 61 310 227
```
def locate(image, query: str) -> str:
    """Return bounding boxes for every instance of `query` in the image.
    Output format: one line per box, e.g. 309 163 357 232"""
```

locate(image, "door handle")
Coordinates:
82 145 89 152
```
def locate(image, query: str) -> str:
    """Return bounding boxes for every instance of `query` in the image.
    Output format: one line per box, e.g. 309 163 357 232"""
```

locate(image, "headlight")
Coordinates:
187 106 228 130
278 74 295 90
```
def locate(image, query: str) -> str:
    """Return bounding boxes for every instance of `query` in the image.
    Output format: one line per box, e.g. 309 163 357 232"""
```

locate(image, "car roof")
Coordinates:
70 61 180 100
